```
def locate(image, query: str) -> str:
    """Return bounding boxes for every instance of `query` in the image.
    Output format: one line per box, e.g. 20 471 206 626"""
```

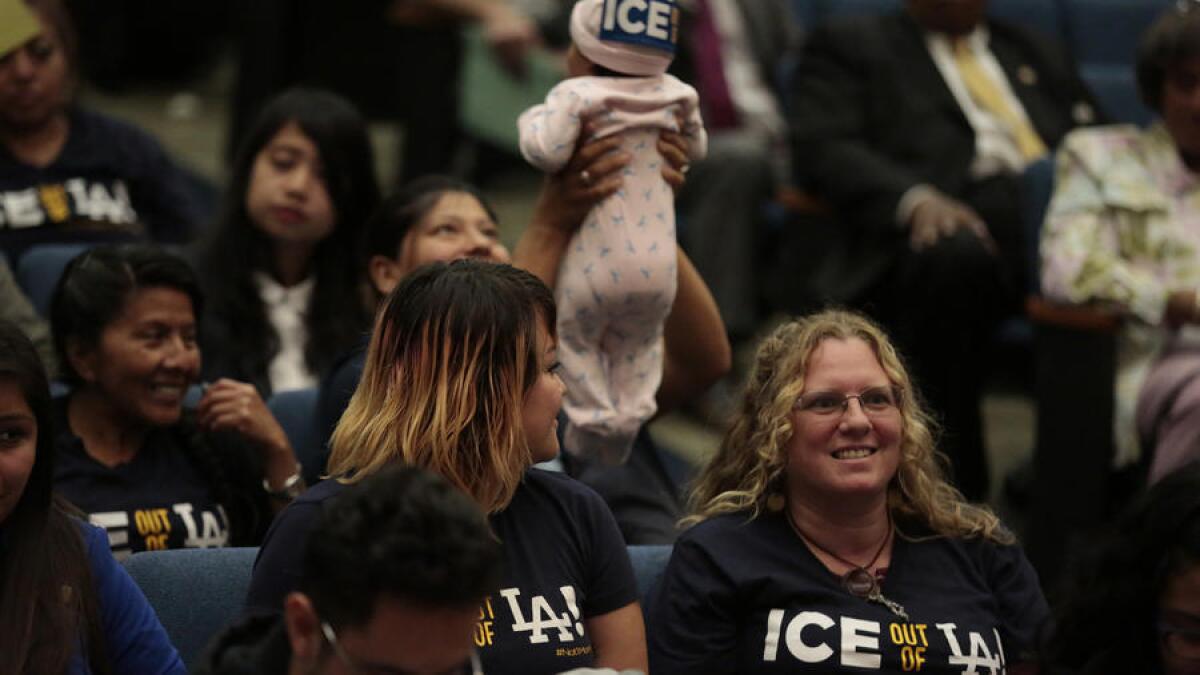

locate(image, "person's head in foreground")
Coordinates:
284 464 501 675
1049 461 1200 675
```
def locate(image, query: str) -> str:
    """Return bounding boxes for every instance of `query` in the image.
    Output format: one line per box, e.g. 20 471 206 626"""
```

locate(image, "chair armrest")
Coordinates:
1025 296 1121 333
774 186 832 217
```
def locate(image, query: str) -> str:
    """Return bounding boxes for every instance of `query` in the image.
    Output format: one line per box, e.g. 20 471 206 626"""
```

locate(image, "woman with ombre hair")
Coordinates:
244 259 648 675
325 256 551 514
648 309 1047 674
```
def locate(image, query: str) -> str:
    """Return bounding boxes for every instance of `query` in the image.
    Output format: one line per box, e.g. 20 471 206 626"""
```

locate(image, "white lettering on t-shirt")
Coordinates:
560 585 584 636
762 611 887 668
937 623 1004 674
841 617 882 669
763 609 785 661
2 188 44 228
500 587 584 645
784 611 835 663
173 503 227 548
89 511 131 558
77 180 136 223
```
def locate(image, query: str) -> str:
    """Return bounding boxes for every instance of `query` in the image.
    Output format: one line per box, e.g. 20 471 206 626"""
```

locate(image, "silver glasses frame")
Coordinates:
794 385 902 416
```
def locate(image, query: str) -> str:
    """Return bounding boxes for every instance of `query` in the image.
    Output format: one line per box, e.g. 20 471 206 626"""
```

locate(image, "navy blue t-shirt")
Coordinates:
52 399 269 559
245 469 639 675
648 510 1049 674
0 107 201 261
55 429 231 560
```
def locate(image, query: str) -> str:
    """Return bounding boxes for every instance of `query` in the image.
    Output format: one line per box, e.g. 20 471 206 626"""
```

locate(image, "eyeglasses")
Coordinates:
1160 619 1200 661
321 621 484 675
794 386 901 417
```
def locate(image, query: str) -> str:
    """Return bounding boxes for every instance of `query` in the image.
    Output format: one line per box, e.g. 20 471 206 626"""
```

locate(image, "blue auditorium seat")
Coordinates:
1060 0 1169 66
15 242 92 316
1083 64 1155 127
122 547 258 669
1020 155 1056 294
988 0 1064 39
266 387 325 484
1059 0 1168 126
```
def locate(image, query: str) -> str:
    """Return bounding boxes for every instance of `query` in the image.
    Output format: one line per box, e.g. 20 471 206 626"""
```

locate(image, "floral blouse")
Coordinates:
1040 123 1200 465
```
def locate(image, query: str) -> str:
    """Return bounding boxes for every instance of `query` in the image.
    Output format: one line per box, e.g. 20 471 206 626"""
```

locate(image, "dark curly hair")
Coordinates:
1136 2 1200 113
300 464 502 629
1046 462 1200 674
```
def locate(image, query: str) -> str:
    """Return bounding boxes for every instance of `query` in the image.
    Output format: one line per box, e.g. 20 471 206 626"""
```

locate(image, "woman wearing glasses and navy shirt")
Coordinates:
647 309 1048 673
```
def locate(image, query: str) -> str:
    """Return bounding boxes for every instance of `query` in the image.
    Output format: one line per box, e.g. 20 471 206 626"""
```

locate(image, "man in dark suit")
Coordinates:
788 0 1098 501
671 0 798 341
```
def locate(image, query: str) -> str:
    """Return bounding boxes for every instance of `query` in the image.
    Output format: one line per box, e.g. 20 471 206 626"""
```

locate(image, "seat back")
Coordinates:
15 243 93 316
988 0 1064 39
1020 155 1056 295
1060 0 1169 125
121 547 259 669
267 388 324 484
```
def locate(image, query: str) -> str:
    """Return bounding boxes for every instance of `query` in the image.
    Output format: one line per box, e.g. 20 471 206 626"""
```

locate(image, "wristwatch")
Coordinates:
263 466 305 500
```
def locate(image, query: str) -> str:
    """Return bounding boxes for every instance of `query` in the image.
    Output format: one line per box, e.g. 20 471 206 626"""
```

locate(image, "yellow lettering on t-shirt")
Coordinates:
38 184 70 222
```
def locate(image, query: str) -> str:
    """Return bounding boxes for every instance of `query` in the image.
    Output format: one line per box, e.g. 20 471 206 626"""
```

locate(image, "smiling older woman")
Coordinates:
647 309 1047 674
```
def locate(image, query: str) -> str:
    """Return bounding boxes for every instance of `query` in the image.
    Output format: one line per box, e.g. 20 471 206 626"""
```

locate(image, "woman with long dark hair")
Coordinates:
0 319 183 673
194 87 380 395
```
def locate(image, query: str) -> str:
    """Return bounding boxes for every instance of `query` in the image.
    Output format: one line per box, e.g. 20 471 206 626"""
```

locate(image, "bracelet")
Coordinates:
263 466 304 500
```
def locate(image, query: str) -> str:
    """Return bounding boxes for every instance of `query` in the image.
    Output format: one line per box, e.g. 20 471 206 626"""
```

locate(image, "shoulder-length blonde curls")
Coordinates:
327 259 555 514
686 309 1010 544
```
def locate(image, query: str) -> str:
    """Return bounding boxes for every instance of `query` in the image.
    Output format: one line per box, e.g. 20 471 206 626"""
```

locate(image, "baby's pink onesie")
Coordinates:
519 74 706 464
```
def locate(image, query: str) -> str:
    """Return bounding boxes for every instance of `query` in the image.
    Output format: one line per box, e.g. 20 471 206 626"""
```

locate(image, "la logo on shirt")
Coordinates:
476 585 593 657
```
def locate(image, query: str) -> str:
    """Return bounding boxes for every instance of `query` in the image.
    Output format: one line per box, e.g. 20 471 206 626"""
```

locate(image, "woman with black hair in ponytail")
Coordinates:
0 319 184 673
48 243 300 557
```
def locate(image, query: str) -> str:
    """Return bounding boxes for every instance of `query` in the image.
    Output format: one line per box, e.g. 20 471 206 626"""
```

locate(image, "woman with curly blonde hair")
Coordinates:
648 309 1047 674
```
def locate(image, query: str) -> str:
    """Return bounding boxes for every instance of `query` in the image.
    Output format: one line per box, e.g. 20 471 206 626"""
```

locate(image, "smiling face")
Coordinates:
0 380 37 526
783 338 903 510
245 121 336 248
370 191 511 296
70 287 201 429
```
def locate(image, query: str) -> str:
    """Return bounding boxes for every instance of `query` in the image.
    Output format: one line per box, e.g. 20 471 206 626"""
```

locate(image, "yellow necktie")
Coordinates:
952 40 1047 161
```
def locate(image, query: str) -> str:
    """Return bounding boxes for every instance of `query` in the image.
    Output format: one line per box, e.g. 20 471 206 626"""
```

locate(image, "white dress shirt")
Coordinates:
253 271 317 393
